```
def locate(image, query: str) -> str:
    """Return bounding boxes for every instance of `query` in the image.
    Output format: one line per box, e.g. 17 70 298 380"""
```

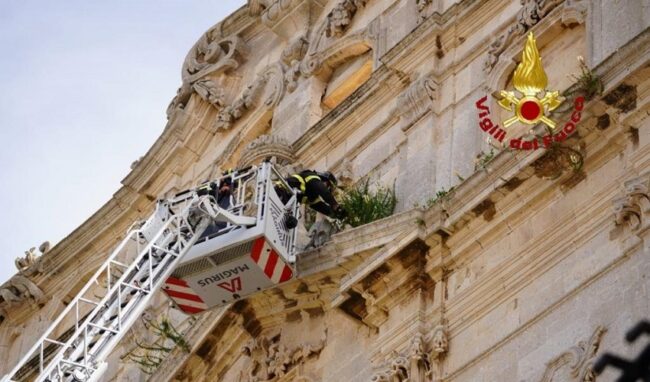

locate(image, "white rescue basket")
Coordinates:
161 162 300 313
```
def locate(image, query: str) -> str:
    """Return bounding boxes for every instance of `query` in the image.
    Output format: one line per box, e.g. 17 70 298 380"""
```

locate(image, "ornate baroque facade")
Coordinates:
1 0 649 381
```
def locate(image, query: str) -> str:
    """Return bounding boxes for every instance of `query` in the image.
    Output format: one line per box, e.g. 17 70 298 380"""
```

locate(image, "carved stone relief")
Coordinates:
182 35 247 83
394 74 437 131
241 331 327 382
15 241 49 277
326 0 368 38
192 79 225 109
484 0 567 73
214 63 286 131
430 324 448 360
167 33 247 119
249 0 320 40
238 134 296 167
561 0 588 26
613 172 650 234
0 274 47 322
416 0 434 24
370 333 431 382
538 326 606 382
282 36 310 92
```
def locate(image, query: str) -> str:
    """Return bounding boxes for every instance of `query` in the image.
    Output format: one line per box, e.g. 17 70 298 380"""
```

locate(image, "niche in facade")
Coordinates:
321 51 373 110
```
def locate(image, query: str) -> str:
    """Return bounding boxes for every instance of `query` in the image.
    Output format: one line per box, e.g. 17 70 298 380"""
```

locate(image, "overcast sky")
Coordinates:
0 0 245 285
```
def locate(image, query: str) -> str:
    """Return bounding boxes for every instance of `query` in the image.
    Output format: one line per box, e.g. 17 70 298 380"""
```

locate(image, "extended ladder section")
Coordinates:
2 162 300 382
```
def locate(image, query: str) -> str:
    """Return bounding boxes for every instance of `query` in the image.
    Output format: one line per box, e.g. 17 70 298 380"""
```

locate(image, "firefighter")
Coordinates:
277 170 347 220
196 169 237 239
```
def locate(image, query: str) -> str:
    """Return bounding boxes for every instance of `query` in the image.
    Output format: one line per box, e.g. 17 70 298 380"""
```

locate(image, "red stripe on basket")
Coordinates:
177 304 205 314
251 237 265 263
264 251 279 278
279 265 293 283
165 277 189 287
165 289 205 303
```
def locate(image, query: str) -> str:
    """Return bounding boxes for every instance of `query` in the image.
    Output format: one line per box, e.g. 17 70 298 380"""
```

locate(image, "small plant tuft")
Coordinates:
565 56 603 100
340 180 397 228
474 148 496 171
125 317 190 375
425 187 454 207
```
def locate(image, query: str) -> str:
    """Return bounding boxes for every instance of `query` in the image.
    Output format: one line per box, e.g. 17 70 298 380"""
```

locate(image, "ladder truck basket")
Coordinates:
162 162 300 313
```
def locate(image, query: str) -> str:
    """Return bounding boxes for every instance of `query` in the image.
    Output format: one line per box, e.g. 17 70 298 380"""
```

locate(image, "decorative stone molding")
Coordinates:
192 78 225 109
15 241 49 276
239 134 296 167
370 333 431 382
613 172 650 233
394 74 437 131
214 64 286 131
326 0 368 38
241 331 327 381
538 326 606 382
484 0 565 73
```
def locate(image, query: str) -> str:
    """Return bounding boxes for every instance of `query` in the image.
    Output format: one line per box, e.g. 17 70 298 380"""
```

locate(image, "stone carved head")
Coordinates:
431 324 448 358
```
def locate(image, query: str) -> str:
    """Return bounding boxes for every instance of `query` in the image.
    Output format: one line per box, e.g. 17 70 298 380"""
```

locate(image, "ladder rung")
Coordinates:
109 259 128 268
58 358 95 371
88 323 118 335
44 338 66 347
120 282 150 294
151 244 172 254
79 298 100 306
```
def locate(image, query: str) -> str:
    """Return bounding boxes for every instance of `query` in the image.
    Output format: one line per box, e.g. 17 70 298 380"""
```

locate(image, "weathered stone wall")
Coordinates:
1 0 649 381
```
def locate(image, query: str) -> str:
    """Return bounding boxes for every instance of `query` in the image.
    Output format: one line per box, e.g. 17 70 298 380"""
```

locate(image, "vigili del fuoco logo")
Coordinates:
476 32 584 150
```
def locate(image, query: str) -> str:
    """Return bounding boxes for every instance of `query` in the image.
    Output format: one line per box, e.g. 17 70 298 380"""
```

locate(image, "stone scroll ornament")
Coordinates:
475 32 585 151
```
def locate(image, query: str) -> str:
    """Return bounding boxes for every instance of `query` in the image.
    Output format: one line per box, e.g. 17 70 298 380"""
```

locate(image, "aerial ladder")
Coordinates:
2 162 300 382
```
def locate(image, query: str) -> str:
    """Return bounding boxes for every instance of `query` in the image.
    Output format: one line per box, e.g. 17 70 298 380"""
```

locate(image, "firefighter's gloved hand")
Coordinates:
334 205 347 220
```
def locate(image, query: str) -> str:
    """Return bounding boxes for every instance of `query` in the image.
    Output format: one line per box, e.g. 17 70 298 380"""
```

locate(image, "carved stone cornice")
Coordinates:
538 326 606 382
613 172 650 234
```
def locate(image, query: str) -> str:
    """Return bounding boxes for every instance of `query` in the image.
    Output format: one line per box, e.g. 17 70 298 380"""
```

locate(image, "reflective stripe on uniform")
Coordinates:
291 174 321 204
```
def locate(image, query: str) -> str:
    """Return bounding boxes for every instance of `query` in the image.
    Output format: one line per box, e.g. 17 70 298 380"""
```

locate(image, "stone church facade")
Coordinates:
1 0 649 381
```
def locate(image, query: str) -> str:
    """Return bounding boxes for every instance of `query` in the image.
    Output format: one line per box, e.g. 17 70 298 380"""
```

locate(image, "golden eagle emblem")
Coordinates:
498 32 563 129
